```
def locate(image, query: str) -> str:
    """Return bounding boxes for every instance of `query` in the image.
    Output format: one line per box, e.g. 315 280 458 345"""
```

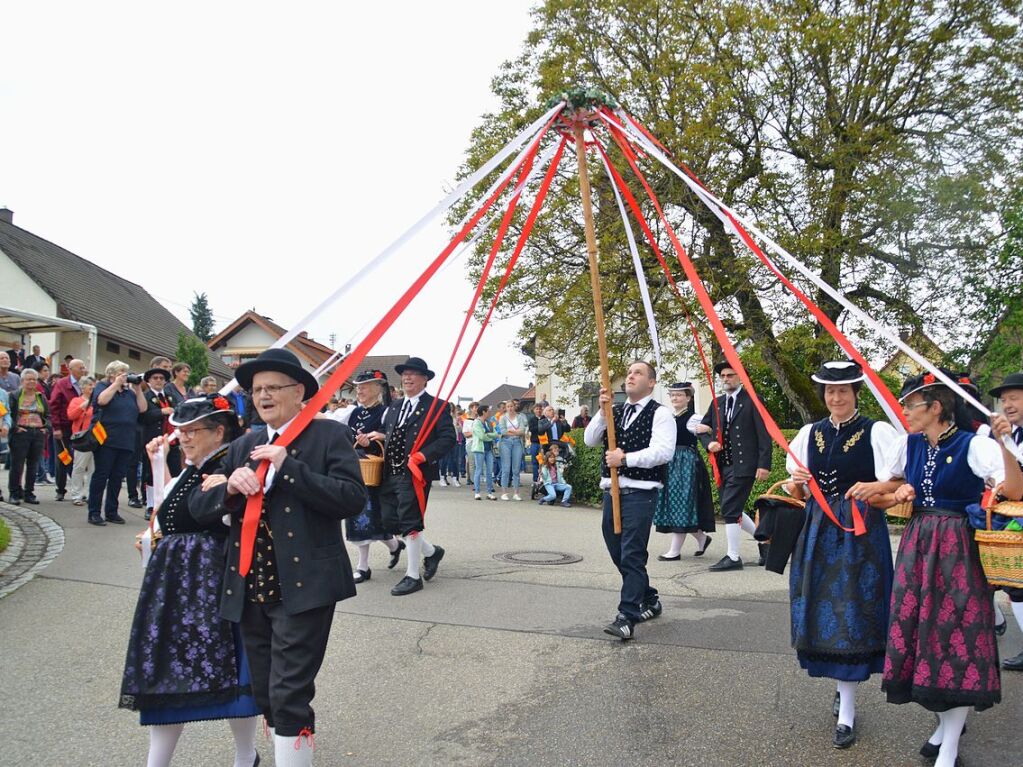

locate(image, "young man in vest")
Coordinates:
584 360 675 640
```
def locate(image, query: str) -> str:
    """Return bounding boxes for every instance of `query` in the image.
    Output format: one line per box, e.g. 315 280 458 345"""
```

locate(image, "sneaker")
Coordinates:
439 477 448 487
603 616 634 641
474 493 482 500
560 501 572 507
487 493 497 500
55 491 66 502
512 494 522 501
127 498 144 509
450 477 460 487
500 493 510 501
637 599 663 622
23 494 40 505
538 499 549 505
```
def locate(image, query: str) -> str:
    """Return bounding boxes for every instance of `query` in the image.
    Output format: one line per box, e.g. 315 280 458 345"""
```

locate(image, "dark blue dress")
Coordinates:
119 447 259 724
344 404 391 542
789 415 894 681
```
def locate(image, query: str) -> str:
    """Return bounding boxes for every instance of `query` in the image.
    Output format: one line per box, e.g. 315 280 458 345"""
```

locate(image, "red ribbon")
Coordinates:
603 119 865 536
408 137 569 513
234 116 560 577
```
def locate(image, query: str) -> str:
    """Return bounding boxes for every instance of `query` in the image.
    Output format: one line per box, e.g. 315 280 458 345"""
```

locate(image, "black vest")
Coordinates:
601 400 667 483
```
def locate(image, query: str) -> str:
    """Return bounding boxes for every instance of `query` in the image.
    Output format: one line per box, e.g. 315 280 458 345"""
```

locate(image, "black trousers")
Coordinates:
9 428 45 496
719 464 756 523
239 600 334 736
125 431 142 501
54 435 71 494
379 471 431 535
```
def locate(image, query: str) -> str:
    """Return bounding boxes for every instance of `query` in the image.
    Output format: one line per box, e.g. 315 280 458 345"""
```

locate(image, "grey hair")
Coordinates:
105 360 129 377
19 368 39 381
79 376 96 387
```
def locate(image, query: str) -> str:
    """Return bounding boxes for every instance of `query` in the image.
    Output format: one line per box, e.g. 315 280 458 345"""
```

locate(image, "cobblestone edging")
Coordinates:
0 504 65 598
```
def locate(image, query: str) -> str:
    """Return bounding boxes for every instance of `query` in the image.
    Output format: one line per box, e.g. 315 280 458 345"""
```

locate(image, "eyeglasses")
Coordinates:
902 401 931 412
178 426 215 439
249 383 300 397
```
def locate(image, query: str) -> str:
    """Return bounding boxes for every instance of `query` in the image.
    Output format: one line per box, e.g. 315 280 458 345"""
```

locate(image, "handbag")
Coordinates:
70 399 106 452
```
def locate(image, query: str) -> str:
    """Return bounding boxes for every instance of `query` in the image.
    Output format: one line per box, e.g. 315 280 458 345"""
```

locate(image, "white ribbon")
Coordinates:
140 445 165 569
597 148 662 368
609 110 1022 462
219 101 566 397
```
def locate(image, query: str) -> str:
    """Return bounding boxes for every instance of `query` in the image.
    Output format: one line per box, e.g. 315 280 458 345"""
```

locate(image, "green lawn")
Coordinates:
0 516 9 555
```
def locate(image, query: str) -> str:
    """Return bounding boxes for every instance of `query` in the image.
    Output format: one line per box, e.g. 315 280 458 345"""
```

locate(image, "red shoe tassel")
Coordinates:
295 728 315 750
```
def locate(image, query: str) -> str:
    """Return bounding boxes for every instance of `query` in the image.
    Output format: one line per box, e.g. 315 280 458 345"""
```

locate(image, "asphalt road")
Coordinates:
1 478 1020 766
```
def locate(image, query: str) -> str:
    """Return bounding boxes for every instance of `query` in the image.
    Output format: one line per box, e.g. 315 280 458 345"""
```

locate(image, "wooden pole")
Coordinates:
573 119 622 534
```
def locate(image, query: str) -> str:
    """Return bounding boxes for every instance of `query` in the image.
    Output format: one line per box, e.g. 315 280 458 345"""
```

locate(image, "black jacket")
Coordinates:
699 388 772 478
191 419 367 622
139 389 173 444
381 392 456 482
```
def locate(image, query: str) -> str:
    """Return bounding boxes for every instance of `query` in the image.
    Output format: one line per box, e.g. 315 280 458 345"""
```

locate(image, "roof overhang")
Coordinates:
0 305 98 336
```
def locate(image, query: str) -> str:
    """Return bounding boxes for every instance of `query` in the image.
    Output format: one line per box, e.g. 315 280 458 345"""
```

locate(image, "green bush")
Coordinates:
564 426 799 509
0 517 9 554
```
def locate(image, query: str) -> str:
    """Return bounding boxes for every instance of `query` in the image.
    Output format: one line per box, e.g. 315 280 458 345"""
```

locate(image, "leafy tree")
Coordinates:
175 330 209 388
189 292 215 343
455 0 1023 421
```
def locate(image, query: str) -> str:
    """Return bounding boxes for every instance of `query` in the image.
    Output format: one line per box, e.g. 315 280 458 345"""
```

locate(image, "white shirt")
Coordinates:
396 393 422 426
264 415 298 492
876 432 1005 486
584 395 675 490
329 405 356 426
786 417 899 479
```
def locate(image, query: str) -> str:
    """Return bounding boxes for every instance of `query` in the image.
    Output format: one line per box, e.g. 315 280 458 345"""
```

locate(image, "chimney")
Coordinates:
0 208 12 224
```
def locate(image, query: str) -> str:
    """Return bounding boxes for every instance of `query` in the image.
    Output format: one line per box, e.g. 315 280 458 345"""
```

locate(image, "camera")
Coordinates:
125 373 144 385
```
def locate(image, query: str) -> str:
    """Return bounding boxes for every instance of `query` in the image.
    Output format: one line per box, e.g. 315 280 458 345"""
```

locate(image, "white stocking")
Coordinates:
228 716 258 767
419 535 436 558
1012 599 1023 629
836 680 857 728
664 533 685 557
274 733 313 767
725 523 741 560
927 713 943 747
356 543 370 572
147 723 185 767
994 595 1005 628
693 530 709 548
384 536 400 553
403 534 423 580
935 707 969 767
739 512 757 535
145 485 155 509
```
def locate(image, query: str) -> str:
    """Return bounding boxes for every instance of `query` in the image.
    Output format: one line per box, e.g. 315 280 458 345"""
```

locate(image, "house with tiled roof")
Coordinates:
208 310 340 379
0 208 232 379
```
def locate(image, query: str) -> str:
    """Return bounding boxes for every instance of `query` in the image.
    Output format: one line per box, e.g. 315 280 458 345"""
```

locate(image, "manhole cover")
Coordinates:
493 550 583 565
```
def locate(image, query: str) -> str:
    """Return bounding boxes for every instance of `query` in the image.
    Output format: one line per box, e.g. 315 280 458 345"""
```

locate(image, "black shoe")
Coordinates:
55 491 66 502
657 553 681 561
127 498 144 509
423 545 445 581
353 568 371 584
833 723 855 749
9 494 22 505
832 691 840 717
603 616 634 641
106 513 126 524
757 542 769 566
23 494 40 505
388 540 405 570
252 753 260 767
144 509 152 521
709 555 743 571
637 599 662 622
995 619 1007 637
1003 650 1023 671
87 514 106 526
694 535 713 556
391 576 423 596
920 740 940 759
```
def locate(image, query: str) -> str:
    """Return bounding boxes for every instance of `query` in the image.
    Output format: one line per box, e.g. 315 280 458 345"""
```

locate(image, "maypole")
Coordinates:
558 88 622 533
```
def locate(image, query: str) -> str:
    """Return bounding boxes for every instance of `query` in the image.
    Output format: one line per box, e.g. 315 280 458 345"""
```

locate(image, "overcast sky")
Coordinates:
1 1 539 399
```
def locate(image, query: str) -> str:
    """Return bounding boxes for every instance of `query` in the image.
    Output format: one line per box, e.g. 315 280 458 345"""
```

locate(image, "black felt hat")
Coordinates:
169 394 237 428
898 368 960 402
236 348 318 400
142 367 170 383
713 362 736 376
989 372 1023 398
353 369 388 385
811 361 865 385
394 356 435 381
666 381 694 391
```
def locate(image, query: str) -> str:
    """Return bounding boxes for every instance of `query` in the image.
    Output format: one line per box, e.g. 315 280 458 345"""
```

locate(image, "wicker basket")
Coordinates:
886 501 913 520
976 500 1023 588
359 455 384 487
754 480 806 511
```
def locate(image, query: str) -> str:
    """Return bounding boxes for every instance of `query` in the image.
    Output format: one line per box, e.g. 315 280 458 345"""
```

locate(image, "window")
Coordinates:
105 341 120 354
128 349 141 361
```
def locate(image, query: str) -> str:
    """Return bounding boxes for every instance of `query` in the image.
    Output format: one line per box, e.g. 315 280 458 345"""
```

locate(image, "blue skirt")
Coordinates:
789 497 893 681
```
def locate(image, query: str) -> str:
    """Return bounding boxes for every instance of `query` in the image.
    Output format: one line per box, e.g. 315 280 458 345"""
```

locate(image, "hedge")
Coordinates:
563 427 799 509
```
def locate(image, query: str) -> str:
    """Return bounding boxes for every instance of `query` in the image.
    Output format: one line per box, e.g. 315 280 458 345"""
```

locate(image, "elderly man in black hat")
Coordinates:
193 348 366 767
698 361 773 571
139 366 181 519
990 371 1023 672
364 356 456 596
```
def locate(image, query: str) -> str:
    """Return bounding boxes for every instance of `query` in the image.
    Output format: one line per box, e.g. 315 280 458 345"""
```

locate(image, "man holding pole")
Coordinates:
585 360 675 640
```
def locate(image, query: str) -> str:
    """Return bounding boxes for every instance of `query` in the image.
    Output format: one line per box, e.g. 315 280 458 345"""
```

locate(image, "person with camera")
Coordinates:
87 361 147 526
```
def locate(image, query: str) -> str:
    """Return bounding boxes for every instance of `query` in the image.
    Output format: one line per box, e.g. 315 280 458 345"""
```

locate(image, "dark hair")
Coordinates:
172 362 190 377
207 411 242 443
920 387 956 423
815 381 863 402
477 403 490 416
630 359 657 380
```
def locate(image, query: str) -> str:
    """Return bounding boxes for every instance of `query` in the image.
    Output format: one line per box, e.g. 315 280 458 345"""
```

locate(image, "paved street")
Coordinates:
1 479 1021 766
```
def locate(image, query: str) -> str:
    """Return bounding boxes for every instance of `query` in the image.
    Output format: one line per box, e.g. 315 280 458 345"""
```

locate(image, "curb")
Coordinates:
0 503 65 598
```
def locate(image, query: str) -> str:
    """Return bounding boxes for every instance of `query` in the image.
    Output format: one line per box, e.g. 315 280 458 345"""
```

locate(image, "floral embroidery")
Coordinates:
842 428 864 453
815 429 826 454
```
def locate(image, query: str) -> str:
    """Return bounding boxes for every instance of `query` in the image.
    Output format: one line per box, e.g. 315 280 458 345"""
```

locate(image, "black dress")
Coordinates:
119 446 259 724
344 404 391 542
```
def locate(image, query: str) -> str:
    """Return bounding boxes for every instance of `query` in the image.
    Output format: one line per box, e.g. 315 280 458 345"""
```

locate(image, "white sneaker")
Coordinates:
474 493 481 500
487 493 497 500
439 477 448 487
500 493 510 501
512 494 522 501
451 477 460 487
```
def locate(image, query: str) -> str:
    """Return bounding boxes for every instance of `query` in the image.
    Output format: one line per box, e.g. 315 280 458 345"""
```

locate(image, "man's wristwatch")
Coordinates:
621 453 628 468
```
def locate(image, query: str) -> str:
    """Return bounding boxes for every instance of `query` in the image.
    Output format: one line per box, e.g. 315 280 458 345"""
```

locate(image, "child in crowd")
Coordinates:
539 443 572 507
